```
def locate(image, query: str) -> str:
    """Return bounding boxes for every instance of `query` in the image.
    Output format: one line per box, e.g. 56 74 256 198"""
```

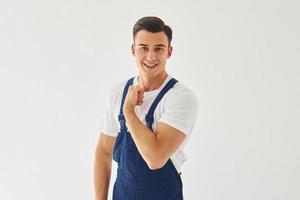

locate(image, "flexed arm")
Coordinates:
123 85 186 170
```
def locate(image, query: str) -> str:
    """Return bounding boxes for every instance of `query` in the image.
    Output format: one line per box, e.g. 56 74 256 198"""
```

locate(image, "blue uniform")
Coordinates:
112 77 183 200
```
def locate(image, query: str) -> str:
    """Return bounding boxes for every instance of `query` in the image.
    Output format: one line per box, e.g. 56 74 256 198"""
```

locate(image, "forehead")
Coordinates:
134 30 169 46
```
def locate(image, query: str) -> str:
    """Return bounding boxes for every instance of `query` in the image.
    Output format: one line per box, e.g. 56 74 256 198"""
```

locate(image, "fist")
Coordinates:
124 85 144 110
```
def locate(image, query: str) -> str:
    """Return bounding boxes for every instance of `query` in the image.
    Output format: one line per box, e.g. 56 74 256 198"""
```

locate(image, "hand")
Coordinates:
123 85 144 113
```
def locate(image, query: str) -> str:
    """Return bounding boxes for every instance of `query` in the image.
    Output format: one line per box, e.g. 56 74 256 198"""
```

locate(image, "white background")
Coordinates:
0 0 299 199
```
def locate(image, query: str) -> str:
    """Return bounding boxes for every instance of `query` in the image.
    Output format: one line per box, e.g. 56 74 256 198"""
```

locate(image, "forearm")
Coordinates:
124 107 160 167
94 150 112 200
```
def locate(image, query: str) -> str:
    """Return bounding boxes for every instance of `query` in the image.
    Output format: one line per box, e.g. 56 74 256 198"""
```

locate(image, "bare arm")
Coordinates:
123 85 186 170
94 132 116 200
124 108 186 170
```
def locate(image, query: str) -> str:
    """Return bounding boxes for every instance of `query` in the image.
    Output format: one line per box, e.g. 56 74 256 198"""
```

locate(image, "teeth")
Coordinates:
144 63 157 67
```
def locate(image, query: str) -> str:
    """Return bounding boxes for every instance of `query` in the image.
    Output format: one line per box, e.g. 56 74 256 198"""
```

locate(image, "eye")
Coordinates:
141 47 148 51
155 47 164 52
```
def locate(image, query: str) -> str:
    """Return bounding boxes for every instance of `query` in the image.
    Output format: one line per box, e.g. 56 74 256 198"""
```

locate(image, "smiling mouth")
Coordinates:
143 63 158 68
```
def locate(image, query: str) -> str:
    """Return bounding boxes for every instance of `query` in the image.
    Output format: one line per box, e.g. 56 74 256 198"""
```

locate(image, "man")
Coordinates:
94 16 198 200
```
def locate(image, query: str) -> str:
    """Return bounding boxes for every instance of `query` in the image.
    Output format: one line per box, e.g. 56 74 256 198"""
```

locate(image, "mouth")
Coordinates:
143 62 158 69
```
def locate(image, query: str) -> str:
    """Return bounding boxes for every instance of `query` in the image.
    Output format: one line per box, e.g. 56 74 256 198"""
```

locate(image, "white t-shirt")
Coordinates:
101 75 198 173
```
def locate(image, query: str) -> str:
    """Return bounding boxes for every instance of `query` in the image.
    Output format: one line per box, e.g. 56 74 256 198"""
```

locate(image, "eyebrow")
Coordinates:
137 43 167 47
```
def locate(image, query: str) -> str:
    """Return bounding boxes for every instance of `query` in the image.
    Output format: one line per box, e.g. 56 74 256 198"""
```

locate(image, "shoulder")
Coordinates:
158 79 199 136
164 80 199 108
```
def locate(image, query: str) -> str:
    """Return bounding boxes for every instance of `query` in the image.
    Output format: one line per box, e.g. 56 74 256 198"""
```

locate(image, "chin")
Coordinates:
140 70 162 78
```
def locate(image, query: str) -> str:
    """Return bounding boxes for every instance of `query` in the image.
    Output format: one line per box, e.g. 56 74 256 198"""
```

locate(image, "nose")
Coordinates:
146 50 156 61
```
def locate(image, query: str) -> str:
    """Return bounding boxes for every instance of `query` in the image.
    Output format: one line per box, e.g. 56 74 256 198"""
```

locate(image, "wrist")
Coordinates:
123 104 135 117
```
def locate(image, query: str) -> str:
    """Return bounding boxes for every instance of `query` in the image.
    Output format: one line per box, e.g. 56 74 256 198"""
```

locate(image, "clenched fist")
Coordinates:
124 85 144 113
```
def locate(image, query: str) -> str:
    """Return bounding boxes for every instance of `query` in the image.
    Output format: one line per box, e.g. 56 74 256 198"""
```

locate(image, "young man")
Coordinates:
94 16 198 200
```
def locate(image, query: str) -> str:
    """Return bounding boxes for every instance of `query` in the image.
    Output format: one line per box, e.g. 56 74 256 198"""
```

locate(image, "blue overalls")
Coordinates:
112 77 183 200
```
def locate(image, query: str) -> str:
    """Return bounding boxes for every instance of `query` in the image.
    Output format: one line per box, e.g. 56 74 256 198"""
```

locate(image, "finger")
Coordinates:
129 85 134 90
137 100 144 105
137 90 144 100
137 92 144 100
136 85 144 93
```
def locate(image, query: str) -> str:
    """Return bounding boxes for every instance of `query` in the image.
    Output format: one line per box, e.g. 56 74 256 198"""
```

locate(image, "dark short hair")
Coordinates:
133 16 173 46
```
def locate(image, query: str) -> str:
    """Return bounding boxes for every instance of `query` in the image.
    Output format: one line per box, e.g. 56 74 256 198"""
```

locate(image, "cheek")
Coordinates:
136 54 144 60
134 56 142 63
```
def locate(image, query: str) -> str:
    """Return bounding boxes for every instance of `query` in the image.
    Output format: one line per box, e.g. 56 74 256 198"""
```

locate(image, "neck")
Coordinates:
137 72 168 92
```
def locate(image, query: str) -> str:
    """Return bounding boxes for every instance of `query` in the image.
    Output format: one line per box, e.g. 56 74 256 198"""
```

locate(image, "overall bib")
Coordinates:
112 77 183 200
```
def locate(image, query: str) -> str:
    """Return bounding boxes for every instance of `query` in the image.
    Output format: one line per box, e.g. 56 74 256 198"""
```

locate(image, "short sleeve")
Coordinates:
158 90 199 136
100 87 120 137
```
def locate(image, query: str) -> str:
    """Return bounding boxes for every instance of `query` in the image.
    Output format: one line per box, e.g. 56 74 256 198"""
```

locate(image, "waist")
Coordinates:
115 172 182 190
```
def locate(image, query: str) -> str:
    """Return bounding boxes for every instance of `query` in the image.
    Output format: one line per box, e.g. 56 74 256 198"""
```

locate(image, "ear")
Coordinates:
131 44 136 56
167 46 173 59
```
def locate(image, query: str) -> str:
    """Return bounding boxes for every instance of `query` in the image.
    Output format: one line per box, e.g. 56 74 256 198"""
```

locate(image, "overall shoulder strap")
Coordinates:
145 78 178 131
118 77 134 131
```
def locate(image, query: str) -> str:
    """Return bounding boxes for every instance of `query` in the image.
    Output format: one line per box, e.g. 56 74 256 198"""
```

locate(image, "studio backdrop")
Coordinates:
0 0 299 200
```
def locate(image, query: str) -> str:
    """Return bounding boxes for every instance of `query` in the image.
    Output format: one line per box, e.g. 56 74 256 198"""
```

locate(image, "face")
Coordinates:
131 30 173 79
